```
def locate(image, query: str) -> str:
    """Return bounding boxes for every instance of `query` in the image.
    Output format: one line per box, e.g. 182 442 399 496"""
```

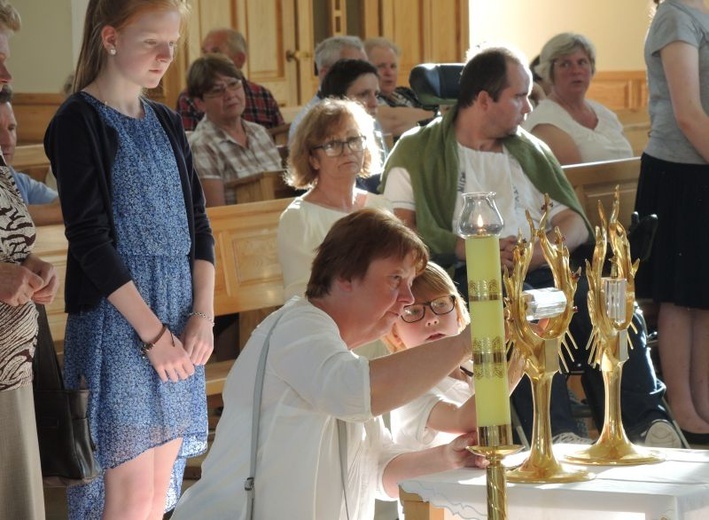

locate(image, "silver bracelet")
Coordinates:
188 311 215 326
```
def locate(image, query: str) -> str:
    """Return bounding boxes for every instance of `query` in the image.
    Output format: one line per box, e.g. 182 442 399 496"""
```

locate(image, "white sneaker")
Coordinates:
638 419 683 449
551 432 594 445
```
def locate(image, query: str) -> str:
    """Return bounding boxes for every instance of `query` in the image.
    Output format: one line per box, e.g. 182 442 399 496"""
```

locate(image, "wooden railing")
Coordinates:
13 143 51 183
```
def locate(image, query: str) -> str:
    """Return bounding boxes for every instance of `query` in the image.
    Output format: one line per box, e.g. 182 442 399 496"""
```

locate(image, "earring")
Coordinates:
108 48 116 56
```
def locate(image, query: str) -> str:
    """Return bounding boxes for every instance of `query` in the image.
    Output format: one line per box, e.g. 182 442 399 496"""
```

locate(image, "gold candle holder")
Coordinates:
564 190 663 466
504 198 593 483
458 192 521 519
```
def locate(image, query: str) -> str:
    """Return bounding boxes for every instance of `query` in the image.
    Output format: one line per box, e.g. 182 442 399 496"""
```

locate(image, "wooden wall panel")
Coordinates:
13 93 64 145
381 0 424 88
380 0 468 89
426 0 467 62
587 70 647 111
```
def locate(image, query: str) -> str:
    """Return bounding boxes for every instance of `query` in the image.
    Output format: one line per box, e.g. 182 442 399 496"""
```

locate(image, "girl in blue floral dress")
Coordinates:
44 1 215 518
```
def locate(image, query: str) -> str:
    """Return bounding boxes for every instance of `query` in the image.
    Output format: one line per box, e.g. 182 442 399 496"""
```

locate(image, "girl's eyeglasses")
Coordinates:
401 295 456 323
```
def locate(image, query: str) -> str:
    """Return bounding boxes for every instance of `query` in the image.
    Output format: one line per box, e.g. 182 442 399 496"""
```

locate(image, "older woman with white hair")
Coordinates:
522 32 633 165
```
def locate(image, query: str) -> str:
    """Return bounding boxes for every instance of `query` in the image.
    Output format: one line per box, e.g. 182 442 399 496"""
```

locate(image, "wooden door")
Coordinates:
378 0 469 88
163 0 310 109
160 0 468 109
235 0 301 107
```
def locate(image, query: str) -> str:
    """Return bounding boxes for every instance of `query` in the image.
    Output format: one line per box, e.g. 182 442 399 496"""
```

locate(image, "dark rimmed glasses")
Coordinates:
203 78 243 99
401 295 456 323
312 135 367 157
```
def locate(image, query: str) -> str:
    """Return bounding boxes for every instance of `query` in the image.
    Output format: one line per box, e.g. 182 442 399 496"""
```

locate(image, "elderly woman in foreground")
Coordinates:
173 208 484 519
523 32 633 165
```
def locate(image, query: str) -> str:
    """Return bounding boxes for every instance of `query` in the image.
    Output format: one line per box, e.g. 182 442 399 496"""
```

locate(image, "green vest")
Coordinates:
382 106 591 255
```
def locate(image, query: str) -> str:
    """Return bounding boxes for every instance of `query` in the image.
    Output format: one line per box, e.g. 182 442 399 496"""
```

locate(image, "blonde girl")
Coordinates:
385 262 523 450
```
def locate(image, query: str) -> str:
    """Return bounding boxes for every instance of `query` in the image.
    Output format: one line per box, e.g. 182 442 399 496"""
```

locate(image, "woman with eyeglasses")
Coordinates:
278 98 392 301
384 262 524 451
186 53 282 206
44 1 215 517
522 33 633 165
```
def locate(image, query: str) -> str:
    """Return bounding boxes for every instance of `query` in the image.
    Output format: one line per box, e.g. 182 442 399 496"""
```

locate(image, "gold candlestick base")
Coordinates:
467 426 523 520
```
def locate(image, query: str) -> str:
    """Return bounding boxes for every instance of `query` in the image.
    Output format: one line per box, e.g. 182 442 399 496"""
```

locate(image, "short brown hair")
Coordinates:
306 208 429 299
459 46 526 107
287 98 378 189
186 53 243 99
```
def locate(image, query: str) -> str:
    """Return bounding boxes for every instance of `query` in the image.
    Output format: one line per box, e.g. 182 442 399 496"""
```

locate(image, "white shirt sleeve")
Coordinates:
383 166 416 211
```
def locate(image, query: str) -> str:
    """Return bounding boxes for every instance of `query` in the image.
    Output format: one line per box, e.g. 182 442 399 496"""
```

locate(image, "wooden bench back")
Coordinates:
33 198 293 358
31 223 67 349
13 93 63 145
210 198 290 315
223 170 297 204
562 156 641 229
13 143 51 183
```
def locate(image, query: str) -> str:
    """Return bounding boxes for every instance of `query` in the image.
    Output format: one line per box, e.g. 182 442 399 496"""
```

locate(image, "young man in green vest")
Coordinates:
382 46 681 449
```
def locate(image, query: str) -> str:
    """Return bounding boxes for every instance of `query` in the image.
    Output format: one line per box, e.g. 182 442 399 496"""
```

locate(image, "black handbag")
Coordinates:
32 305 101 487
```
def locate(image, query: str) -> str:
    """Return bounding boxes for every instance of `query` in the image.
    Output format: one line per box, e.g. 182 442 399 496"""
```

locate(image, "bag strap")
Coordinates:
32 304 64 392
337 419 351 520
245 312 284 520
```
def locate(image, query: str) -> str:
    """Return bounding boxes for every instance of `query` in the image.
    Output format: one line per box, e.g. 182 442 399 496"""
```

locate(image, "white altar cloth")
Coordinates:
400 445 709 519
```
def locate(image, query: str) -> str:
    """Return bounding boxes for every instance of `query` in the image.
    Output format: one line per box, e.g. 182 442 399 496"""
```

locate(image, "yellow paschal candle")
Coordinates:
465 235 511 428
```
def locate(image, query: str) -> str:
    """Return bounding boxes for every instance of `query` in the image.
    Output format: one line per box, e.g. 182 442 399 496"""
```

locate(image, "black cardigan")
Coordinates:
44 93 215 313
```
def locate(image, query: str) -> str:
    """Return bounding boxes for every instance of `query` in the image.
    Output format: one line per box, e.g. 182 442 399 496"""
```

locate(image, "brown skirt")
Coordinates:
0 384 45 520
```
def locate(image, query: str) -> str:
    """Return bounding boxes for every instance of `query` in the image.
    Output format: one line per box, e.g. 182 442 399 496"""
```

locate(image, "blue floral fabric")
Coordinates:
63 94 207 518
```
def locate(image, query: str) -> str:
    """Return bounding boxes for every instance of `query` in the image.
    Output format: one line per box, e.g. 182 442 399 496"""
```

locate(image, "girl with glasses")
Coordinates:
385 262 524 451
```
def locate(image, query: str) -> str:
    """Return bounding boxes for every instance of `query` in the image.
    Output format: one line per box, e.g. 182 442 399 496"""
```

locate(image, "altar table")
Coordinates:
399 446 709 519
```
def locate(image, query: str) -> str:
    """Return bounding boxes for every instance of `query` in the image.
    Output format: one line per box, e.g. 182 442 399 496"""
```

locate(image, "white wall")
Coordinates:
468 0 657 70
8 0 88 92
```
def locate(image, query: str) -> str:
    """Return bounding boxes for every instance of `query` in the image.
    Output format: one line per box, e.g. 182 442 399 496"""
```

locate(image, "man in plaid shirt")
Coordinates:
176 28 285 131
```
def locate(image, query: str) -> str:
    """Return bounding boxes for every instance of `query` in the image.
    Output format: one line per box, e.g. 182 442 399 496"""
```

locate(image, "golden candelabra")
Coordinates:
503 200 593 483
564 190 663 466
458 192 521 519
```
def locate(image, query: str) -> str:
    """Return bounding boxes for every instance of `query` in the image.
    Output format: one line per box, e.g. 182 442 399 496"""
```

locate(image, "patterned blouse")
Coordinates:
0 162 38 392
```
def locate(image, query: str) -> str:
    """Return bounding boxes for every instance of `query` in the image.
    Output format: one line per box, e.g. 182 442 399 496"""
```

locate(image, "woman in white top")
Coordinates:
523 33 633 165
278 98 391 300
172 209 484 519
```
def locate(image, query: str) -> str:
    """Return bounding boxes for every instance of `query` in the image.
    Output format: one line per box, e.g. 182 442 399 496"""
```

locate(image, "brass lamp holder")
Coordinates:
503 198 593 483
564 190 663 466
